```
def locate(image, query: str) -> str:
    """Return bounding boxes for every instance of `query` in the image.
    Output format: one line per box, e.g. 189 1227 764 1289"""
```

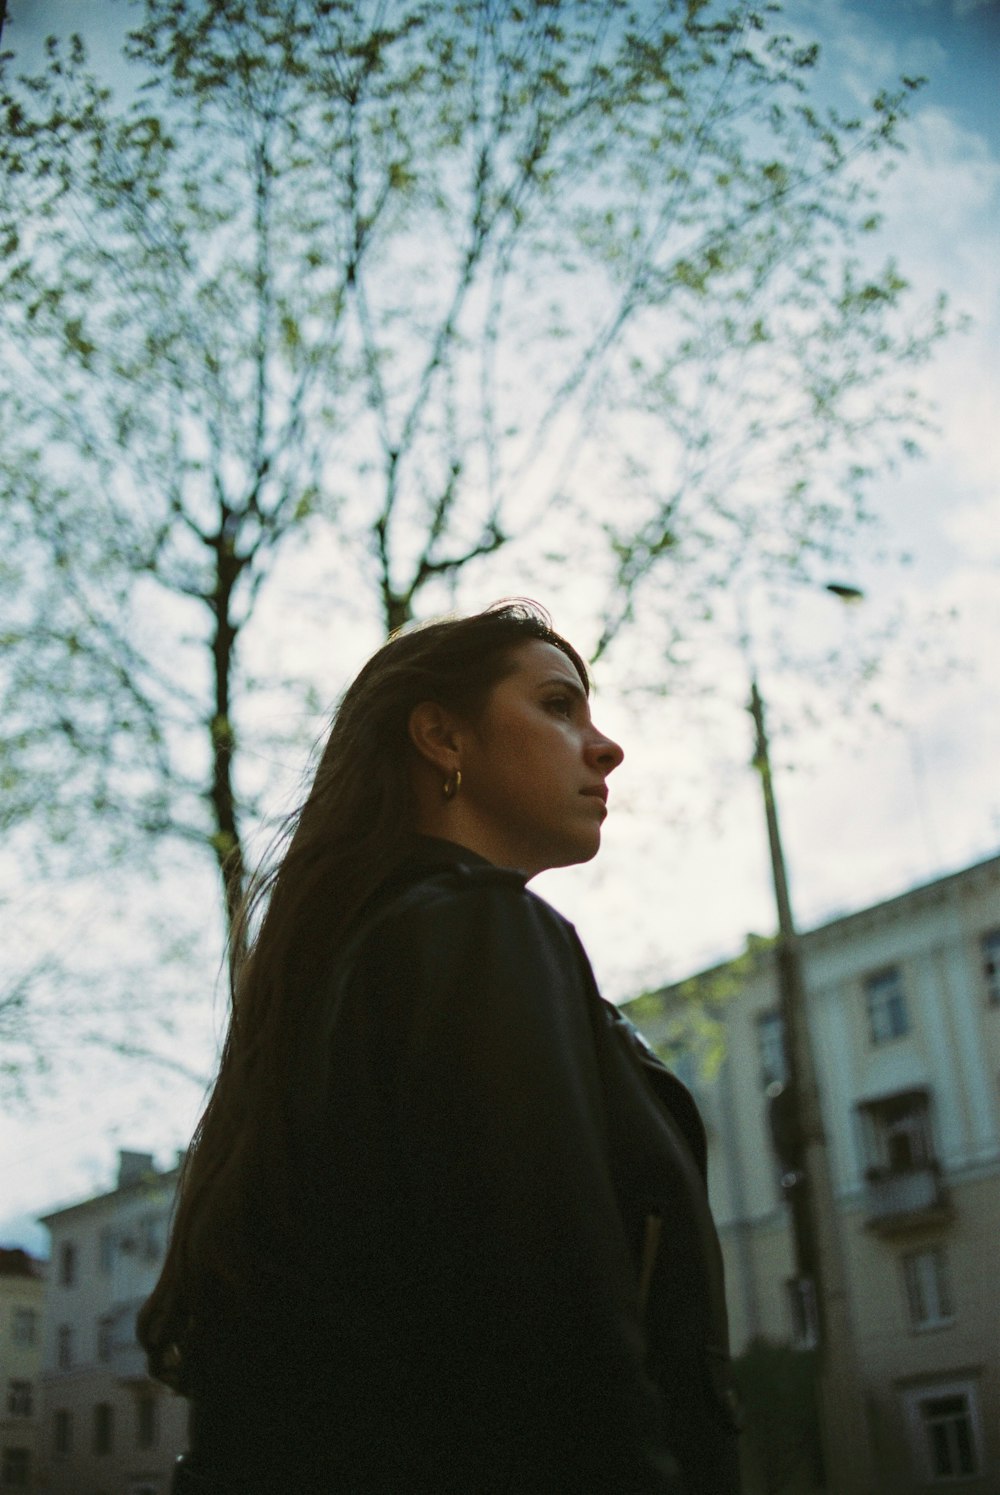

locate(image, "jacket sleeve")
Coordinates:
358 876 685 1495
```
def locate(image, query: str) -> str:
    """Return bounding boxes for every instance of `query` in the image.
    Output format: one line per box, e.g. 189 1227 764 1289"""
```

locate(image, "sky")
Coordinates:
1 0 998 1255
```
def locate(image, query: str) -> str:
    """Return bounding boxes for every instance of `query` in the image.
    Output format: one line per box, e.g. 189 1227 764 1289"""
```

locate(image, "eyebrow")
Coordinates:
538 674 588 699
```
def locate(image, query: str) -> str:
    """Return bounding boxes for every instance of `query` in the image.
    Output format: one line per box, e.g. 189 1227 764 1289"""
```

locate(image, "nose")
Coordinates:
587 726 624 774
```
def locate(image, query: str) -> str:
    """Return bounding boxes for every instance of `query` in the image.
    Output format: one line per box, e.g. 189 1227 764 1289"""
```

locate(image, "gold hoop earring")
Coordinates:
442 768 462 801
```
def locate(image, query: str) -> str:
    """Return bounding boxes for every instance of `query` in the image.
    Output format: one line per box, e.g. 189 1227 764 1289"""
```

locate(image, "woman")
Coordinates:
140 601 742 1495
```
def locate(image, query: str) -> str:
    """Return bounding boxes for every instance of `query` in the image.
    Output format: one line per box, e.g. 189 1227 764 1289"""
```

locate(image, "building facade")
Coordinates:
37 1152 186 1495
0 1248 45 1493
624 853 1000 1495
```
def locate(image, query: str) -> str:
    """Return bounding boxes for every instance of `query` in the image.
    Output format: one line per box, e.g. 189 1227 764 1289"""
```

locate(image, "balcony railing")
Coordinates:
863 1162 951 1234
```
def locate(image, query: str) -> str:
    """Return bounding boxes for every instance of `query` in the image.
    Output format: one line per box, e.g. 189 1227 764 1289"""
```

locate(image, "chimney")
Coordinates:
117 1151 155 1189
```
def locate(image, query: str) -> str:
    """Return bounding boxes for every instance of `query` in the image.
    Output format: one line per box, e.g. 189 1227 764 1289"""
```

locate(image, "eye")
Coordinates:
544 696 574 717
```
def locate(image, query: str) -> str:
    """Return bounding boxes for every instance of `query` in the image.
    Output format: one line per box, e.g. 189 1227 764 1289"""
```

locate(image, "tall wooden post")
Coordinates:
749 680 876 1495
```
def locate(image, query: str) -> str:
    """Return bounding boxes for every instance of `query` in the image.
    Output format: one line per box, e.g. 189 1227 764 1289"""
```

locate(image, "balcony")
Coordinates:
863 1161 952 1236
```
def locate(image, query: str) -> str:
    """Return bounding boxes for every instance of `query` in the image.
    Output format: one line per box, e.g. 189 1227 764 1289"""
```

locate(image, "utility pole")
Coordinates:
749 679 876 1495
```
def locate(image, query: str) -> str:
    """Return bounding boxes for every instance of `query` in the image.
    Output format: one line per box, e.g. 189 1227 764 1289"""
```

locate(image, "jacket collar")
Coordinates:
361 836 527 922
403 835 517 878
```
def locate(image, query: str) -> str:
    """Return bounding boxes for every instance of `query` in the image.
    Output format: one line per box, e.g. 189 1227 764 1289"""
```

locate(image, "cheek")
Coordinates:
491 712 545 763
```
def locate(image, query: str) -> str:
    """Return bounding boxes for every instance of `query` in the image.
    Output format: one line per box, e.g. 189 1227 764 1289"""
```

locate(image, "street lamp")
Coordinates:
748 582 874 1495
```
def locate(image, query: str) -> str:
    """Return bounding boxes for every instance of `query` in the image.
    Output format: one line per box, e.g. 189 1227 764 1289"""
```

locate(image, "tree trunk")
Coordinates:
208 527 248 962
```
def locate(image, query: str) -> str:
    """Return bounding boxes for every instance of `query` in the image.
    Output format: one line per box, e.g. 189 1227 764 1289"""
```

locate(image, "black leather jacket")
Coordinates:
178 839 741 1495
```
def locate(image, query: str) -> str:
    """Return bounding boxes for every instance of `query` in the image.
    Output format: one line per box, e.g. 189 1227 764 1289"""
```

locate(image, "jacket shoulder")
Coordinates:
353 863 581 981
377 861 569 928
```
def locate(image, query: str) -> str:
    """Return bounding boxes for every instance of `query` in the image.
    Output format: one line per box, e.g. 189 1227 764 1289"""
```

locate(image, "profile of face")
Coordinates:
410 639 624 878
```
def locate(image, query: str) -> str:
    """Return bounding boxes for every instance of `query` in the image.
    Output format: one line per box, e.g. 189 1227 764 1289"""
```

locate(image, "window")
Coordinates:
58 1241 77 1287
11 1309 37 1347
906 1384 981 1481
982 928 1000 1006
858 1090 935 1174
7 1379 33 1416
864 966 909 1043
98 1227 115 1275
1 1448 30 1488
97 1315 114 1363
138 1214 164 1262
56 1325 73 1371
902 1248 953 1330
756 1010 787 1087
784 1276 818 1349
93 1401 114 1456
53 1408 73 1456
136 1392 158 1450
856 1090 946 1226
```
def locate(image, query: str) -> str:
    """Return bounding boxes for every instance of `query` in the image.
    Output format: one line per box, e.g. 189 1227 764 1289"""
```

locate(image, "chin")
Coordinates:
546 835 602 872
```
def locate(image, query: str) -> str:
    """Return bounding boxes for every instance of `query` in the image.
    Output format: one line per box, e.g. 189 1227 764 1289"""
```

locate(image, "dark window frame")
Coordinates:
53 1408 73 1457
6 1378 33 1417
92 1400 114 1457
981 928 1000 1006
57 1241 77 1288
0 1446 31 1489
136 1391 158 1451
901 1246 954 1331
864 965 910 1044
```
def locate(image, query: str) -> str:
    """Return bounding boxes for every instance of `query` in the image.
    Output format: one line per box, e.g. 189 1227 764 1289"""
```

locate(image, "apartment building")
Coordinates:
0 1248 44 1493
623 852 1000 1494
38 1151 186 1495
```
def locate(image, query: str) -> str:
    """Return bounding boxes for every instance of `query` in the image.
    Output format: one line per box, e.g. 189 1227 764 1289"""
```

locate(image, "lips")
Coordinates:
580 785 608 804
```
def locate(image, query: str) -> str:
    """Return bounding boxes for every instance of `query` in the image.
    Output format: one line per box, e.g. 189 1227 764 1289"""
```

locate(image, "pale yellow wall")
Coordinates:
0 1268 45 1493
719 1216 798 1352
40 1365 185 1495
40 1172 186 1495
625 855 1000 1493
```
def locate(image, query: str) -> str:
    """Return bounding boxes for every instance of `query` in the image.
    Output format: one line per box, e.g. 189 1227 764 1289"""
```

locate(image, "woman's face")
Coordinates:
454 639 624 877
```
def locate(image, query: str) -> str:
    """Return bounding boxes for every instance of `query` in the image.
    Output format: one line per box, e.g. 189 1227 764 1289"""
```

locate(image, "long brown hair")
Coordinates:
138 601 587 1389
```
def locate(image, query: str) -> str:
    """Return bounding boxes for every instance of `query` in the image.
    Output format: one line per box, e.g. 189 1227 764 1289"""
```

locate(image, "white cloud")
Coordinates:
940 500 1000 562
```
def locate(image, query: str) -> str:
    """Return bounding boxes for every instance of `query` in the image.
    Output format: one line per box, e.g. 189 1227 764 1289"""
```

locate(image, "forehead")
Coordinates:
506 639 585 688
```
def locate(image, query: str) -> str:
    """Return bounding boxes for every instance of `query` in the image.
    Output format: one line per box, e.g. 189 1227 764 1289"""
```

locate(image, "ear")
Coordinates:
407 701 463 774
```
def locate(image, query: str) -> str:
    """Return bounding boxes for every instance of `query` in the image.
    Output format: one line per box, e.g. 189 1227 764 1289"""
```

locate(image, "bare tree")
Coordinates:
0 0 947 1085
